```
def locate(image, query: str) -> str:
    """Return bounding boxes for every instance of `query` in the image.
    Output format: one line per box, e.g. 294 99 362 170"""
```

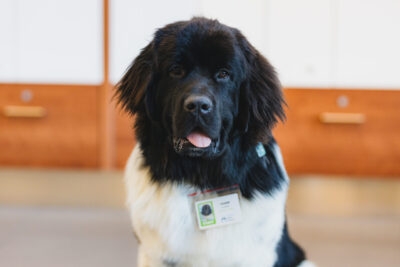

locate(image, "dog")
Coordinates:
116 17 314 267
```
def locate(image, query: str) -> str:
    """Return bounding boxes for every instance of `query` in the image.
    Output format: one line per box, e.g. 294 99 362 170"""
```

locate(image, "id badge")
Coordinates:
189 185 242 230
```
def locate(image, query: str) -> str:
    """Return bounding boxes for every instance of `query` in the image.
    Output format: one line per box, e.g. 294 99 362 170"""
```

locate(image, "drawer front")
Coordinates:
0 84 99 168
274 89 400 176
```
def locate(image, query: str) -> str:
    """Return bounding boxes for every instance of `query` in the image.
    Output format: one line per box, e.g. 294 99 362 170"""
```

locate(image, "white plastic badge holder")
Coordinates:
189 185 242 230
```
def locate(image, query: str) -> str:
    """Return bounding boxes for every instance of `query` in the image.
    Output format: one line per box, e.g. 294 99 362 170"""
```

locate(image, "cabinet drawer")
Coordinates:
274 89 400 176
0 84 99 168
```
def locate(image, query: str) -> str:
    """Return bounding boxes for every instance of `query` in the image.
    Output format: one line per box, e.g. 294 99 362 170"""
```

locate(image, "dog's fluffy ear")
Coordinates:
236 32 286 144
115 42 154 116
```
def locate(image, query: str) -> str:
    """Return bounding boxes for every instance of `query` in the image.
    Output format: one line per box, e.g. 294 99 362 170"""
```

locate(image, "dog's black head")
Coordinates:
116 18 285 192
117 17 285 158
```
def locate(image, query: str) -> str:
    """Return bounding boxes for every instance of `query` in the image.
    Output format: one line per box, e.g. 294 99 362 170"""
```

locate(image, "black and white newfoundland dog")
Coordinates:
116 17 315 267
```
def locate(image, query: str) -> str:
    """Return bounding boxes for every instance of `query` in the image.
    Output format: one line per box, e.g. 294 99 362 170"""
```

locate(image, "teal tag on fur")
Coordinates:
255 143 266 158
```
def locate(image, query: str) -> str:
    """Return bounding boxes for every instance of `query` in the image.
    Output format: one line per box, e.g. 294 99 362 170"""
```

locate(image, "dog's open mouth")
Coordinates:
186 131 212 148
173 131 219 157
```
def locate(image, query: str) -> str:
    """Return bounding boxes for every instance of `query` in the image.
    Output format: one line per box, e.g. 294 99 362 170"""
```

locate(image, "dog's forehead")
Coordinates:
155 19 239 65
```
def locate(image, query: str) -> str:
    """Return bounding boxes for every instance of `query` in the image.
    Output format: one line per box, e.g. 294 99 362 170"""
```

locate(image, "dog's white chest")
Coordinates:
125 146 288 267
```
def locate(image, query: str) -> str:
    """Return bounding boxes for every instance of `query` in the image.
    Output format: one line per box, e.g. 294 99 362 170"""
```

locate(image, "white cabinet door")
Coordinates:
335 0 400 88
110 0 201 84
111 0 400 89
267 0 334 87
0 0 18 82
110 0 272 83
15 0 103 84
201 0 269 57
110 0 331 86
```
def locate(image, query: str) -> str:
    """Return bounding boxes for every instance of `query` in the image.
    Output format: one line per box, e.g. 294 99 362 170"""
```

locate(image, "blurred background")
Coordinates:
0 0 399 266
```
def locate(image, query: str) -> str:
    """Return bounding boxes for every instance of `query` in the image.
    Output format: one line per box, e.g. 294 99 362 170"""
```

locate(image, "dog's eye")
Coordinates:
169 65 185 78
216 69 230 81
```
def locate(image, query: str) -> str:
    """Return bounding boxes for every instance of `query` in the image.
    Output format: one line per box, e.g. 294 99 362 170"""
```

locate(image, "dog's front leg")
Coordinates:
137 247 177 267
137 246 160 267
137 246 148 267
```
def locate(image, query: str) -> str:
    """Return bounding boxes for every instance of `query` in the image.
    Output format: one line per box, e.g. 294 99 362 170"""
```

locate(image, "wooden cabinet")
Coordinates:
114 88 400 175
266 0 400 175
0 84 99 168
274 89 400 176
0 0 104 168
1 0 399 174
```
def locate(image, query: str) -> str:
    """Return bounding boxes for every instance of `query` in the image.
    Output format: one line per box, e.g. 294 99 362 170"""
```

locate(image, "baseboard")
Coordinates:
0 168 125 208
1 169 399 216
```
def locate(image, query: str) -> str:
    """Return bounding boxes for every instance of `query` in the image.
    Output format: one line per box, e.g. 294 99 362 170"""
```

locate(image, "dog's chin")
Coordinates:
173 137 221 158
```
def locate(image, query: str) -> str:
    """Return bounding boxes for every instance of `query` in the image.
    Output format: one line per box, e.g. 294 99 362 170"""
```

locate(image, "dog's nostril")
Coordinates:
186 102 197 112
201 103 211 112
184 96 213 114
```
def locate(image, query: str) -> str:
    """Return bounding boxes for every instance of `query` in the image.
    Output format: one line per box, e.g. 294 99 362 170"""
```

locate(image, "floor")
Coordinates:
1 169 400 267
0 207 137 267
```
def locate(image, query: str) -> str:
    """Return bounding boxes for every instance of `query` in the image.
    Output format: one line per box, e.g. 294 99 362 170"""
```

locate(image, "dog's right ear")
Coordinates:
115 42 154 115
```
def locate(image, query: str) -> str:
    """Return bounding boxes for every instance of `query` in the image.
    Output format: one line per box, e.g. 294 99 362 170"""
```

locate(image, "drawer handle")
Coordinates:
319 112 366 124
3 105 47 118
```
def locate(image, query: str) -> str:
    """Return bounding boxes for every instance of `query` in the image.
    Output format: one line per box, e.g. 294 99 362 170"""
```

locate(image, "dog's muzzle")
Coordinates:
172 93 223 157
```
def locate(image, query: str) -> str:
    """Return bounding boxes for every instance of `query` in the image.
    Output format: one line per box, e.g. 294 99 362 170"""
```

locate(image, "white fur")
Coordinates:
298 260 317 267
125 144 311 267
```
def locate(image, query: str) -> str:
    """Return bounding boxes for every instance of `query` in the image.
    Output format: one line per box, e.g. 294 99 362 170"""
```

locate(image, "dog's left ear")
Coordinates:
236 32 286 144
115 42 154 116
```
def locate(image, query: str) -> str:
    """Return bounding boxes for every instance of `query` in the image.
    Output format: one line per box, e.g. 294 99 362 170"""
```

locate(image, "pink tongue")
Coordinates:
186 132 212 148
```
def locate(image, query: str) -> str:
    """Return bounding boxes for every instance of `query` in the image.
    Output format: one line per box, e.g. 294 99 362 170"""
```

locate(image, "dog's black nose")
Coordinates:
184 96 213 114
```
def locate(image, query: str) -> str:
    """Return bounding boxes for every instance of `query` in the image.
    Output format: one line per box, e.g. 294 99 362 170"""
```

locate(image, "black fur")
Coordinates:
274 223 307 267
116 17 306 266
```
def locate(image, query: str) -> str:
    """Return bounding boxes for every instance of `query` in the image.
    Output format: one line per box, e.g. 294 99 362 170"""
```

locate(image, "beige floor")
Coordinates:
0 169 399 267
0 206 137 267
